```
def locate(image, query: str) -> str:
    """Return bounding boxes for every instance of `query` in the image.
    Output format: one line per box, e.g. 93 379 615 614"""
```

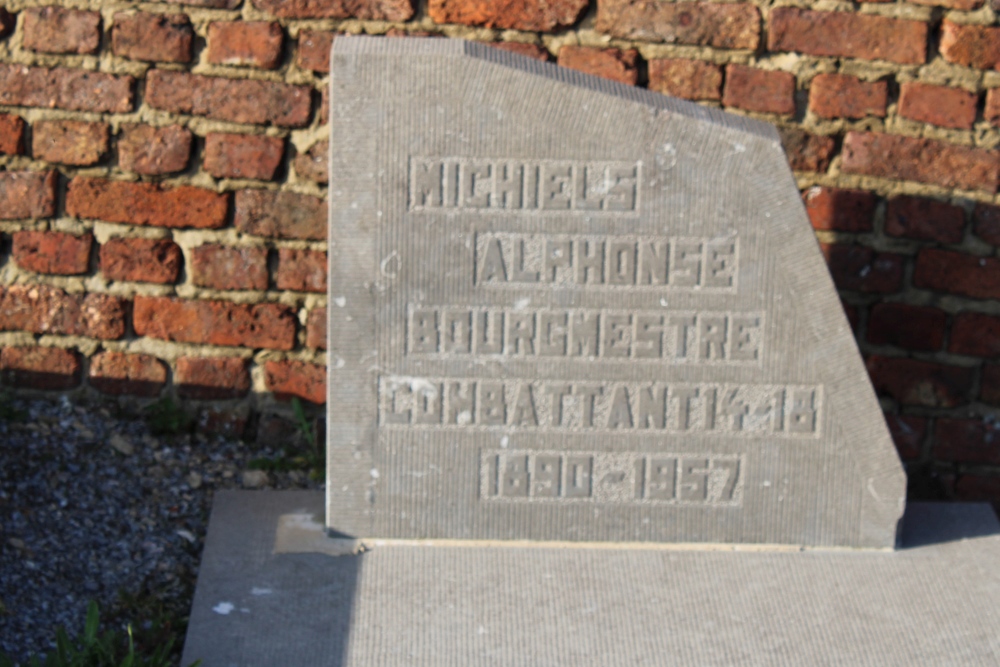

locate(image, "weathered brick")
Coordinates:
0 286 123 340
235 189 325 240
973 203 1000 246
190 244 269 291
982 364 1000 405
769 8 926 65
885 196 965 244
306 307 327 350
0 347 80 390
253 0 413 20
808 73 887 119
648 58 721 101
67 178 229 229
431 0 583 31
320 86 329 125
113 12 193 63
100 237 182 284
22 7 100 55
913 248 1000 300
118 124 192 175
0 171 57 220
933 418 1000 464
32 120 108 166
264 360 326 404
911 0 981 8
204 133 284 181
0 65 133 114
802 187 876 232
557 46 638 85
723 65 794 115
778 127 835 173
296 31 334 72
12 231 92 275
866 355 973 408
939 20 1000 70
208 21 283 69
949 313 1000 357
89 351 167 397
293 140 329 184
175 356 250 399
898 82 977 130
0 7 13 38
133 296 296 350
197 408 248 438
821 244 903 293
841 132 998 193
884 413 926 461
146 70 311 128
596 0 759 50
0 114 24 155
275 248 327 293
491 42 549 61
867 303 946 352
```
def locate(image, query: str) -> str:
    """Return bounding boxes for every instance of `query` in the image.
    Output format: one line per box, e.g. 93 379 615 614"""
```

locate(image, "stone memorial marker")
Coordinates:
327 37 905 548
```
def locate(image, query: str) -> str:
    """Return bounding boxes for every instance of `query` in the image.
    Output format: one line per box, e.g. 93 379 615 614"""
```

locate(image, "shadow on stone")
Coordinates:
899 501 1000 549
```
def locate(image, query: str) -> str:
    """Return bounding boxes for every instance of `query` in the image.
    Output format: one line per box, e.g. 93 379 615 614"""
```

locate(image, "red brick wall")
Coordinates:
1 0 999 504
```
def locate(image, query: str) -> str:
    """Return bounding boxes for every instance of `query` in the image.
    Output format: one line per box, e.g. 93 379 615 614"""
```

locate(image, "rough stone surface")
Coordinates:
306 307 327 350
190 244 269 291
778 127 835 173
175 356 251 399
557 46 638 85
430 0 586 31
898 82 977 130
207 21 283 69
235 189 326 240
0 171 57 220
31 120 108 166
0 285 125 340
0 347 80 390
118 124 192 175
12 231 92 275
67 177 229 229
252 0 414 20
648 58 722 101
723 64 795 115
22 7 101 55
99 237 183 284
264 360 326 404
0 65 133 113
596 0 760 50
88 351 167 397
204 133 284 181
769 8 927 65
939 20 1000 70
0 114 24 155
275 248 327 292
324 37 904 547
293 140 329 184
297 31 335 72
112 12 193 63
808 73 887 119
133 296 296 350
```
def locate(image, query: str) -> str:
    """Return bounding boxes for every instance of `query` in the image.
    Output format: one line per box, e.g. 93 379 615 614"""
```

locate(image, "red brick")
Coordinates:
253 0 413 19
973 203 1000 246
911 0 981 8
940 20 1000 70
898 82 977 130
89 351 167 397
0 286 125 340
933 417 1000 464
208 21 283 69
821 244 903 294
648 59 722 101
112 12 193 63
275 248 327 293
841 132 998 193
100 237 182 284
67 178 229 229
293 140 329 184
808 73 887 120
0 347 80 390
0 7 13 38
769 8 926 65
133 296 296 350
596 0 759 50
204 133 284 181
949 313 1000 357
954 475 1000 505
235 189 326 240
431 0 584 31
0 65 133 113
190 244 269 291
986 89 1000 127
146 70 311 128
884 413 926 461
866 355 974 408
320 86 329 125
264 360 326 404
12 231 92 275
306 307 327 350
0 114 24 155
297 31 335 72
557 46 638 85
0 171 57 220
32 120 108 166
22 7 100 55
867 303 946 352
778 127 835 173
913 248 1000 300
982 364 1000 405
723 65 795 115
175 356 250 400
118 124 192 176
885 196 965 244
197 408 248 438
491 42 549 61
802 187 876 233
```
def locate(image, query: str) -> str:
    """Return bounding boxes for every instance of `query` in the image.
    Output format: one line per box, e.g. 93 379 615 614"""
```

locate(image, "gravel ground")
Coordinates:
0 393 321 665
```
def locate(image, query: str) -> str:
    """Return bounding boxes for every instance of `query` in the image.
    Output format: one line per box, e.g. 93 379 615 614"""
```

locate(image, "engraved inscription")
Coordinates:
379 377 821 437
409 158 640 212
475 233 738 290
480 450 743 505
408 306 763 363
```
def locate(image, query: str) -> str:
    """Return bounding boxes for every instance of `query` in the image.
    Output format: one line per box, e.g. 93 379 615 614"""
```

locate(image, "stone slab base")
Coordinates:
182 491 1000 666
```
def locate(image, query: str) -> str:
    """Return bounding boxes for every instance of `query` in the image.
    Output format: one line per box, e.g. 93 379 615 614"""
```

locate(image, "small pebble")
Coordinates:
108 433 133 456
241 470 270 489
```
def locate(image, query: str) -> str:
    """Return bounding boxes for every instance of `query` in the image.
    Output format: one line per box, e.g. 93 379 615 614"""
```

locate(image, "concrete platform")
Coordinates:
182 491 1000 666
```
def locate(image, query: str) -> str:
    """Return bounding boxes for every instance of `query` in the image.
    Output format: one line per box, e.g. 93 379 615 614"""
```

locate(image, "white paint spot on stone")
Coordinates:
370 468 380 479
333 296 347 307
251 587 273 596
456 410 473 425
335 357 346 369
212 602 235 615
660 298 669 307
733 143 746 153
500 436 509 448
513 297 531 311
